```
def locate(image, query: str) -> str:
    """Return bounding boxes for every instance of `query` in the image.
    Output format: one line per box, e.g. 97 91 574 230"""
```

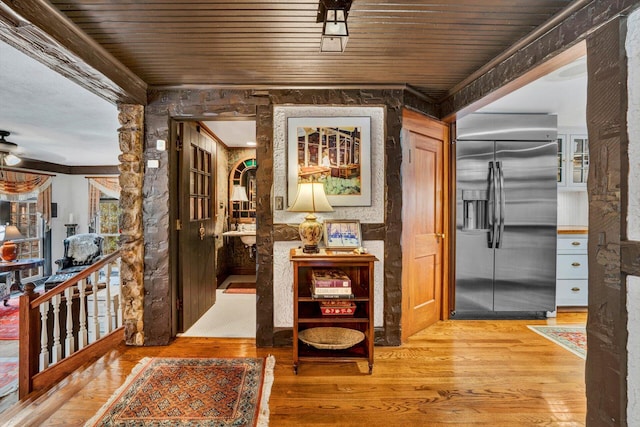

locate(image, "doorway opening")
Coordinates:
172 118 257 339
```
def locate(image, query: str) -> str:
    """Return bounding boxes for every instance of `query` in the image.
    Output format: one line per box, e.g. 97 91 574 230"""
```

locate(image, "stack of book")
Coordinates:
310 268 352 298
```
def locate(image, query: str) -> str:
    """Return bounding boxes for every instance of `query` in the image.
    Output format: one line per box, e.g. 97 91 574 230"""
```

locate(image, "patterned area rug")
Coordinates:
528 325 586 359
0 357 18 397
85 356 275 427
0 298 19 340
224 282 256 294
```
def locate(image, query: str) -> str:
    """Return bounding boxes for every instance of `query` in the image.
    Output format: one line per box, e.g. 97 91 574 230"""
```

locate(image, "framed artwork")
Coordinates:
323 219 361 249
287 116 371 207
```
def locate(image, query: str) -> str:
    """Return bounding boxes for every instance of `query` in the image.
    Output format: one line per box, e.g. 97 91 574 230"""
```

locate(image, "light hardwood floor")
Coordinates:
3 312 587 426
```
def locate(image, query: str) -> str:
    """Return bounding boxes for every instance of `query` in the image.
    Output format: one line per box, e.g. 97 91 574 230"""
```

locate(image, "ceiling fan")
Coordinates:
0 130 22 166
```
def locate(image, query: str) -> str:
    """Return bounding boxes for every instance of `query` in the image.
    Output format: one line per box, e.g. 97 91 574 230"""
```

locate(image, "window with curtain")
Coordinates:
0 199 42 278
98 198 119 254
0 170 52 280
87 177 120 254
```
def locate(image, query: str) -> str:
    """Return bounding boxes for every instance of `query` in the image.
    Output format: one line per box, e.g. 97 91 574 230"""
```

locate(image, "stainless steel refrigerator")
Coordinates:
453 114 557 318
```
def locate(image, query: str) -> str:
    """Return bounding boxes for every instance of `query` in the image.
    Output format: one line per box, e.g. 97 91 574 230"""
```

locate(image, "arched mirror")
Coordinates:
229 157 256 222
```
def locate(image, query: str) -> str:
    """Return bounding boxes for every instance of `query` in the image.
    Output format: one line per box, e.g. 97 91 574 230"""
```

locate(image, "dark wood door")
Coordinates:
401 110 449 341
177 122 216 332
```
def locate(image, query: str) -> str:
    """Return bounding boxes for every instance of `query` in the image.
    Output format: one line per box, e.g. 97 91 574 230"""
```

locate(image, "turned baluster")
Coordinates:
64 287 75 356
39 301 50 371
51 294 62 364
78 279 88 348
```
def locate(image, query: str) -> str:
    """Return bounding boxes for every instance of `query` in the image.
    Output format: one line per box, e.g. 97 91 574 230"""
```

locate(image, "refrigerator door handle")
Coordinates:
496 161 506 248
488 161 497 248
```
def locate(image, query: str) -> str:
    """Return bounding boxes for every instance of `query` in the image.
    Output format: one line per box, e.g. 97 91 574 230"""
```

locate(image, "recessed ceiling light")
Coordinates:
247 141 256 146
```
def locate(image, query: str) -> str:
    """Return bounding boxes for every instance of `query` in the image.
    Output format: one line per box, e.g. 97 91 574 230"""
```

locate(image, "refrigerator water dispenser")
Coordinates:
462 190 488 230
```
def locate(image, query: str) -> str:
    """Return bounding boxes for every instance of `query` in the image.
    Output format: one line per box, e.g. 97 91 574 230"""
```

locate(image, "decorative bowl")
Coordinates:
298 327 365 350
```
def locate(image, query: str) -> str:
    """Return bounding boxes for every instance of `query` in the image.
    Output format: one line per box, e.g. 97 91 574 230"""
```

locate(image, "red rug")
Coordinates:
0 297 19 340
224 282 256 294
0 357 18 397
86 356 275 427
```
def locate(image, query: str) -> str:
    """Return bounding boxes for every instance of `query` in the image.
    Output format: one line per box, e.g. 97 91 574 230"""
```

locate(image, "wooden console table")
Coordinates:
291 248 377 374
0 258 45 293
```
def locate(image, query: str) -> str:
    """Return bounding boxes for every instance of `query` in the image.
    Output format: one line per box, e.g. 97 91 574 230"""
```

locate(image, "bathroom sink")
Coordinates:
222 230 256 246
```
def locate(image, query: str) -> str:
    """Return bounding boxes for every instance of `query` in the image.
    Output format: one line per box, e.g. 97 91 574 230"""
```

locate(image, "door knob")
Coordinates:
435 233 446 242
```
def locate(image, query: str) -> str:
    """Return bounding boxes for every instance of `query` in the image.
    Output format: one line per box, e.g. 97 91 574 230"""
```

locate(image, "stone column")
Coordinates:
117 104 145 346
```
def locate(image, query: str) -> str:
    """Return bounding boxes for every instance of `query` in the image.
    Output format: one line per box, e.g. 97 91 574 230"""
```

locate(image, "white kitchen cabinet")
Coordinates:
556 232 588 306
557 134 589 189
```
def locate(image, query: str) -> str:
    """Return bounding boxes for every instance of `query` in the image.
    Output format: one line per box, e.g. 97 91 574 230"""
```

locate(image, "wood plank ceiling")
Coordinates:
47 0 573 101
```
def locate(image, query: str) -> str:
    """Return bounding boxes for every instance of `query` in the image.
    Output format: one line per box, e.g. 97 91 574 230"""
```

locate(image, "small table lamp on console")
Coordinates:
0 224 24 262
288 181 333 253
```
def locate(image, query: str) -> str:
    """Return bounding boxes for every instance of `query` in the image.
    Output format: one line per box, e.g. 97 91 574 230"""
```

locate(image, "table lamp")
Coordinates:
288 181 333 253
0 225 24 262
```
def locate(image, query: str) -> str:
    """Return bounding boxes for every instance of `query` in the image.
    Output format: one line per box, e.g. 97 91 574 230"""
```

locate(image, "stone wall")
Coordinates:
142 88 436 347
117 104 145 345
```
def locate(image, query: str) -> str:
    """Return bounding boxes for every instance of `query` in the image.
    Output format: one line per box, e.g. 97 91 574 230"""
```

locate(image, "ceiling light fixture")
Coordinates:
317 0 352 53
0 130 21 166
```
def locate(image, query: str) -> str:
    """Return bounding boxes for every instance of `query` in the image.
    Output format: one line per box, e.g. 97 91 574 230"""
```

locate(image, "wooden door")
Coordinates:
401 110 449 341
177 122 217 332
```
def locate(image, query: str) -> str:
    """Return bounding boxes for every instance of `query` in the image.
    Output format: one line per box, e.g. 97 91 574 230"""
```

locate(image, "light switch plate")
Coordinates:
275 196 284 210
147 159 160 168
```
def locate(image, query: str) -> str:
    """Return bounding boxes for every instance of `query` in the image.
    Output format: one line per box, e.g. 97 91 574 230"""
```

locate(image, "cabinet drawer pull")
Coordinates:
571 287 581 292
571 262 581 267
571 241 581 246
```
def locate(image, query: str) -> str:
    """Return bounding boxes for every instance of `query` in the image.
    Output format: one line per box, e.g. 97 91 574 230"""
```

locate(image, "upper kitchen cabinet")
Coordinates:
558 133 589 189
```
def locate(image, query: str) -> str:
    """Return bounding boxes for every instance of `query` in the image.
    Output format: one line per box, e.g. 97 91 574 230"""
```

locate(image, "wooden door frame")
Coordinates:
169 119 180 337
401 109 452 342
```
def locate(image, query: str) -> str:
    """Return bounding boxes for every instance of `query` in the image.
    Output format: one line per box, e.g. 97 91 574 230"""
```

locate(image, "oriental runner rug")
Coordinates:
223 282 257 294
527 325 587 359
0 298 19 340
85 356 275 427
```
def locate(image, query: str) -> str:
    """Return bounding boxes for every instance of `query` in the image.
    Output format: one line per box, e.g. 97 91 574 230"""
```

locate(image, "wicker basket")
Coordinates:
298 327 365 350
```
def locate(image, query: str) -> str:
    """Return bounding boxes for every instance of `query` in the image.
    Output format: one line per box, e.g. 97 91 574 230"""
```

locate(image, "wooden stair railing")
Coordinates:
18 250 123 398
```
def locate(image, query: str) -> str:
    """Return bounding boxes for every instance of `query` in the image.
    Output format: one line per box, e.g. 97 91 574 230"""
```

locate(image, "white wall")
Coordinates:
49 174 90 264
626 8 640 423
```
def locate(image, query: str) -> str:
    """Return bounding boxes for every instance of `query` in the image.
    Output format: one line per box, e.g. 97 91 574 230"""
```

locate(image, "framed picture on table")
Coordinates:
323 220 361 250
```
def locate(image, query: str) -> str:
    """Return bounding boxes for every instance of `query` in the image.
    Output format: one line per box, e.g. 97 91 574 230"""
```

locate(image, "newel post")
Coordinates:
18 283 40 399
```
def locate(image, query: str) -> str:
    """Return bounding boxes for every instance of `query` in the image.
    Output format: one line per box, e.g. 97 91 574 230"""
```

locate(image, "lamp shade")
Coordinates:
1 225 23 242
230 185 249 202
288 182 333 213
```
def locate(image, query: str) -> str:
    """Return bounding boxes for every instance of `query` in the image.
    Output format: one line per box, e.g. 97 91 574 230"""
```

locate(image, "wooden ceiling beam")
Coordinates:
0 0 146 105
